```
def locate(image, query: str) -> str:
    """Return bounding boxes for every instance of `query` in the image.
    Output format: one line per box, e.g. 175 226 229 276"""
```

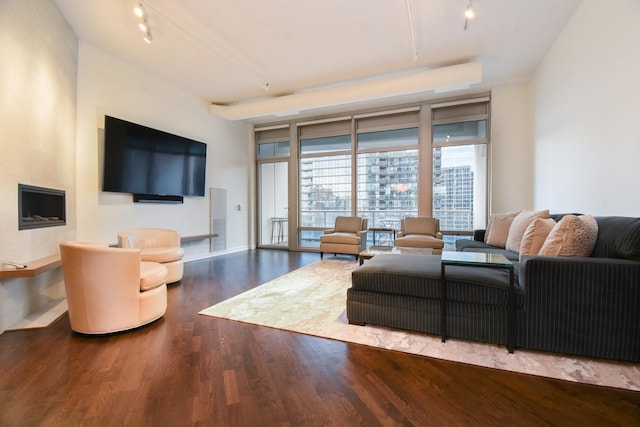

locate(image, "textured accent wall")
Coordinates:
0 0 78 332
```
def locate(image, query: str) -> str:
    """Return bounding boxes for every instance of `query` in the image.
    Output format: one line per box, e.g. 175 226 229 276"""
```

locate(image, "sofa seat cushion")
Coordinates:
352 254 524 307
139 261 168 291
320 232 361 245
456 239 492 251
140 247 185 263
455 240 520 262
395 234 444 249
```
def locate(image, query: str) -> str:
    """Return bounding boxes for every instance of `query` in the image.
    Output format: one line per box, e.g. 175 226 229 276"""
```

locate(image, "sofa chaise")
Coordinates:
347 215 640 362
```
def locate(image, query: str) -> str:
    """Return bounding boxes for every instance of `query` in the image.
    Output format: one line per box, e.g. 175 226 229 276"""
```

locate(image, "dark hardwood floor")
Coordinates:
1 249 639 426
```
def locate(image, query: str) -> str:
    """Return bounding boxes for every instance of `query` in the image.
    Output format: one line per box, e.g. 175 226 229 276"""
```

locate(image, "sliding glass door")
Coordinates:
259 162 289 247
256 129 290 248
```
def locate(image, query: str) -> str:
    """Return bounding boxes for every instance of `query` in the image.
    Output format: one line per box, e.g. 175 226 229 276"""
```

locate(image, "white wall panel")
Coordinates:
75 42 250 255
532 0 640 215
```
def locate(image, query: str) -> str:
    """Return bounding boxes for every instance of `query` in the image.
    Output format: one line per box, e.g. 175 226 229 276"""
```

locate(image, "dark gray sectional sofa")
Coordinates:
347 215 640 362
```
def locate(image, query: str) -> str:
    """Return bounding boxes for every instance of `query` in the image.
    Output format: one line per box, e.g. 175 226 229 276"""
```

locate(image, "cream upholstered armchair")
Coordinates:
395 216 444 254
320 216 368 260
118 228 184 283
59 242 168 334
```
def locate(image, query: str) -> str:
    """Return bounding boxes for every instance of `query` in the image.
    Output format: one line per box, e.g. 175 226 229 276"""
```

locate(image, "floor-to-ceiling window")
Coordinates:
431 100 489 248
355 110 420 244
298 119 352 249
254 95 490 252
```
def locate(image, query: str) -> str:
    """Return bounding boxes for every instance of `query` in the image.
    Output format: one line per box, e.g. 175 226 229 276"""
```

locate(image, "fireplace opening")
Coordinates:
18 184 66 230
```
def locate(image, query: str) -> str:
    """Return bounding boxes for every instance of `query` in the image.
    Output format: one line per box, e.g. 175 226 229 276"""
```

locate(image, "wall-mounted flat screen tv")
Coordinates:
103 115 207 200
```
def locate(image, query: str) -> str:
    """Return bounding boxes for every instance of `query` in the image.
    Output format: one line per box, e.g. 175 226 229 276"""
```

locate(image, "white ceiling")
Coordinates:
54 0 581 119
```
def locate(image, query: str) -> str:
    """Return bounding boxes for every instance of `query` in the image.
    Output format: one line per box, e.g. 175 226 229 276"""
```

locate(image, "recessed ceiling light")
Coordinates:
464 1 476 30
465 7 475 19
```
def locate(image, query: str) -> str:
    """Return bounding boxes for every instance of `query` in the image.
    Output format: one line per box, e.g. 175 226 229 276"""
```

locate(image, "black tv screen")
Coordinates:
103 116 207 198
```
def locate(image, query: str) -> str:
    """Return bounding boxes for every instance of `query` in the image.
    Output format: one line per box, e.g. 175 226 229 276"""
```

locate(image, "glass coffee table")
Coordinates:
359 246 433 266
440 251 516 353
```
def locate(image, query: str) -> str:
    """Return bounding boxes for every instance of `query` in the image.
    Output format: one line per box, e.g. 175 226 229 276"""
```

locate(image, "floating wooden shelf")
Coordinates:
0 235 215 280
181 234 218 243
0 254 61 279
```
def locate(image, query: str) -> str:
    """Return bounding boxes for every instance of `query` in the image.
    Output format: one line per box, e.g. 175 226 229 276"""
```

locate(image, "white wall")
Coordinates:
490 83 534 213
0 1 251 332
532 0 640 215
75 42 251 256
0 0 77 332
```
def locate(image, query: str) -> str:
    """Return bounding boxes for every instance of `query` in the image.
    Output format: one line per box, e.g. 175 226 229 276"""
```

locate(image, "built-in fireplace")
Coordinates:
18 184 66 230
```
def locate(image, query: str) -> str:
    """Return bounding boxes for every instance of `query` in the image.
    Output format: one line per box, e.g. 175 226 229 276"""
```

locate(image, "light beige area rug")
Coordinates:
199 259 640 391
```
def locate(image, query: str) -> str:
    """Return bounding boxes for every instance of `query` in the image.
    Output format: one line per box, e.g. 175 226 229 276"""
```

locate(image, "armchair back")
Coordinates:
400 217 440 236
118 228 181 249
59 242 167 334
334 216 367 233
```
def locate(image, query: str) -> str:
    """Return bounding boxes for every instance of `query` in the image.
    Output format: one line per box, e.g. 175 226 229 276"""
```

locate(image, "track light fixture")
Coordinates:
134 2 153 44
464 0 476 30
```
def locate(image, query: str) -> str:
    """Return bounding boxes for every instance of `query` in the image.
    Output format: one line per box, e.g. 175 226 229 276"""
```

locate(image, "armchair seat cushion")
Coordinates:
320 232 362 245
140 261 169 291
395 234 444 249
140 247 185 263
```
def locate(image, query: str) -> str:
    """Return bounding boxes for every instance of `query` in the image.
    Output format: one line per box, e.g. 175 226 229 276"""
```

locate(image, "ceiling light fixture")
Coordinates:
134 2 153 44
464 0 476 30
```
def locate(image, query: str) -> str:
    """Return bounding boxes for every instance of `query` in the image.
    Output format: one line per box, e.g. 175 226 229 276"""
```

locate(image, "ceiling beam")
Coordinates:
209 62 483 121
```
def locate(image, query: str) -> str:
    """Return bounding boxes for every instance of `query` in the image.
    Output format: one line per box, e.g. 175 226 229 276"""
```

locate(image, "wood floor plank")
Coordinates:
1 249 639 426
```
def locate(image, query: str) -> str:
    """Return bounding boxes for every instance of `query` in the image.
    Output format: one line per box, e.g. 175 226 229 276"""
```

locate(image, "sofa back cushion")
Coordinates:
591 216 640 260
334 216 363 233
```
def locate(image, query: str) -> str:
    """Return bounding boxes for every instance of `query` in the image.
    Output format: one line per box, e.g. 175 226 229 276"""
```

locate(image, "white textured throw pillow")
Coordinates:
506 210 550 253
485 211 520 248
539 215 599 257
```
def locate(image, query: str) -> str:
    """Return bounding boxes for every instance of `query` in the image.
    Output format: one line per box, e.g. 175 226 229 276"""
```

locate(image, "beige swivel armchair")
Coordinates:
320 216 368 260
395 216 444 254
59 242 168 334
118 228 184 283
